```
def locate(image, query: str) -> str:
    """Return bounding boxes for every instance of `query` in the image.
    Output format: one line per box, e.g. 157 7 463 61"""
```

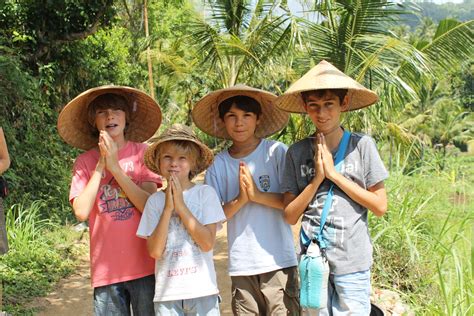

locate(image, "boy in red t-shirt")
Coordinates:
58 86 162 316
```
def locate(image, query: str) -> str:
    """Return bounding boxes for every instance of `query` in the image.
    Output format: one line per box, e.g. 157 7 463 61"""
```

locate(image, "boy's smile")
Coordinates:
304 92 349 134
223 105 260 144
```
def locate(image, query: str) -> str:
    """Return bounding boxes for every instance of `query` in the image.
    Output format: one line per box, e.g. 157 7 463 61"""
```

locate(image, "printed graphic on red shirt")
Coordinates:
98 177 134 221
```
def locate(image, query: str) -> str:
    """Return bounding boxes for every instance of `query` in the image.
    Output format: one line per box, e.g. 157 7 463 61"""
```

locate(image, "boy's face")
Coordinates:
222 104 260 143
303 91 349 134
157 143 194 183
94 108 127 139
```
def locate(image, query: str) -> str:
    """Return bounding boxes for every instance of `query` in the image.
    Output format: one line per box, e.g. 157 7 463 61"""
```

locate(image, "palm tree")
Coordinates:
187 0 303 88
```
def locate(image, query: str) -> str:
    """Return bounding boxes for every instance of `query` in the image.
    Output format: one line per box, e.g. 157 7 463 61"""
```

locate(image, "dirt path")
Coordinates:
33 226 233 316
32 223 410 315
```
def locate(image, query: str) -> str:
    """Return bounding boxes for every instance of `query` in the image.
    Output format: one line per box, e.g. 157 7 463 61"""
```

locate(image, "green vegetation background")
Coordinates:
0 0 472 315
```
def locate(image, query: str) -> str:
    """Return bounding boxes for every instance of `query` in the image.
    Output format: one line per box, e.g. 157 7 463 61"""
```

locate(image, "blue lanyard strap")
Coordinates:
300 130 351 249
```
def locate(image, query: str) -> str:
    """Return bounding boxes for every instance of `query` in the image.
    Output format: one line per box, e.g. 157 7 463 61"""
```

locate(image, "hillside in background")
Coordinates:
402 0 474 28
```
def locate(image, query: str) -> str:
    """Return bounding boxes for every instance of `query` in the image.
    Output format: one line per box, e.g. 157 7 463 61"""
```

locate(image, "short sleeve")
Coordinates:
136 193 163 238
281 148 299 195
200 185 226 226
204 165 223 202
361 136 389 188
69 156 91 204
272 141 288 185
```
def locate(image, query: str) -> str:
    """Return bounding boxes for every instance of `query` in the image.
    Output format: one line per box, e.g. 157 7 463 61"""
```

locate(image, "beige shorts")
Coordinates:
231 266 300 315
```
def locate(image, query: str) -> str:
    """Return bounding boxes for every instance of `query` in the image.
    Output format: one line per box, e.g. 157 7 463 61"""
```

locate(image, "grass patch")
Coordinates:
0 201 83 315
372 153 473 314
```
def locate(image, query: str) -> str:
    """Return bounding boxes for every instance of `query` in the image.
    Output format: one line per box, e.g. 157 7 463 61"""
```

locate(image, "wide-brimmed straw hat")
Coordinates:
191 84 289 139
274 60 379 113
58 85 162 150
144 124 214 177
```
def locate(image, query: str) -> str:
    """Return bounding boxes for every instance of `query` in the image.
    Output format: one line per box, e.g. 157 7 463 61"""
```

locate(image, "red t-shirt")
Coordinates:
69 141 162 287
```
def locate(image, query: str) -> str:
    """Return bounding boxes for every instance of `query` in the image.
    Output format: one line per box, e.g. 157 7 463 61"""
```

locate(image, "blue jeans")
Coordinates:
94 274 155 316
302 270 371 316
154 294 220 316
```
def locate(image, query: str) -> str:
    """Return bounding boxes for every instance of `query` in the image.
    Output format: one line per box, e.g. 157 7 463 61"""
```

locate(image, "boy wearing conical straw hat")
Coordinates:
137 123 226 315
58 86 163 315
275 60 389 315
192 85 299 315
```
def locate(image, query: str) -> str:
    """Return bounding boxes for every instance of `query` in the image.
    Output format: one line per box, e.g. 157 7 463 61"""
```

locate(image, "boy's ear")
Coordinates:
341 95 350 111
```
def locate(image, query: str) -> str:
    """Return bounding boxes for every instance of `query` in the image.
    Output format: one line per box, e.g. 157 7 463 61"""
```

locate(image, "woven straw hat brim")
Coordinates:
144 125 214 176
192 84 289 139
57 85 162 150
274 60 379 113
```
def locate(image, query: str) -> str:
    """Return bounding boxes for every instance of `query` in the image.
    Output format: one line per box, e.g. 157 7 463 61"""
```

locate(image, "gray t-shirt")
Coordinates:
282 132 388 275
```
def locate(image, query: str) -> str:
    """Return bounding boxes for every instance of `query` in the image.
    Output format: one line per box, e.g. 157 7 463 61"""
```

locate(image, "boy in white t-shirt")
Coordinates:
137 124 226 315
192 85 299 315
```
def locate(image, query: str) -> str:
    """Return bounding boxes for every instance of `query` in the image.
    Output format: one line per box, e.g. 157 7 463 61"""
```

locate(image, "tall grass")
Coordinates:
371 148 473 314
1 200 79 315
6 200 57 249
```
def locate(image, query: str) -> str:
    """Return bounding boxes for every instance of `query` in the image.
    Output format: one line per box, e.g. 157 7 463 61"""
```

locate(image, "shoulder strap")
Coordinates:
300 131 351 248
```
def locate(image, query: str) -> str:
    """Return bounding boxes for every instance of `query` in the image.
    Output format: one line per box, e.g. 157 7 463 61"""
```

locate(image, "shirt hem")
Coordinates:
229 260 298 277
153 289 219 302
92 271 155 288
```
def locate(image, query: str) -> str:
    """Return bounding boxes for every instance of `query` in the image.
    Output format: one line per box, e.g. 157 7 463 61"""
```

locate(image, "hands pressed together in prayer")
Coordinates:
97 130 120 174
163 173 187 216
313 133 338 184
238 161 259 205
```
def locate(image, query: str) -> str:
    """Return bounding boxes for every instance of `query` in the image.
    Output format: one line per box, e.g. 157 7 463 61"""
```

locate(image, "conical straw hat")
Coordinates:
58 85 162 150
274 60 379 113
144 124 214 177
191 84 289 139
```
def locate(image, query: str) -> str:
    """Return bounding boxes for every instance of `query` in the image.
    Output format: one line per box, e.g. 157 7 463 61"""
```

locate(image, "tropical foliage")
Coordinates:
0 0 472 314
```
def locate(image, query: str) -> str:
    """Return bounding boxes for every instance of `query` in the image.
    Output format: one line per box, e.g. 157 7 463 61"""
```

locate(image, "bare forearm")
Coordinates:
284 178 322 225
330 173 387 216
147 210 172 259
0 128 10 175
252 191 284 210
222 197 246 220
177 206 216 252
72 170 103 221
109 168 152 212
0 160 10 175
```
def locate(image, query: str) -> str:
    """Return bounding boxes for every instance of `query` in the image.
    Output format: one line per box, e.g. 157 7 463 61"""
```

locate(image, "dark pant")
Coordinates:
94 274 155 316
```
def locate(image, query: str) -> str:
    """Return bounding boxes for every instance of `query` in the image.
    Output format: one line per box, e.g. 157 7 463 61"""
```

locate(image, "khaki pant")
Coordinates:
231 266 300 315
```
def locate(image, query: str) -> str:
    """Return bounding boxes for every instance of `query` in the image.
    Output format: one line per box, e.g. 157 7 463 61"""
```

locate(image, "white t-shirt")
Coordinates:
137 184 226 302
205 139 298 276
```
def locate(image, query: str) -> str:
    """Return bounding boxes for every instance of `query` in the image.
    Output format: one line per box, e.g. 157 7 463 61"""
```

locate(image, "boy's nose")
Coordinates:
105 110 115 119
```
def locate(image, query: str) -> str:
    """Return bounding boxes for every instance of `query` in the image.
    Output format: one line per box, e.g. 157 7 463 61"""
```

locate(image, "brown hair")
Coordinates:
87 93 131 138
154 140 202 180
301 89 348 104
218 95 262 120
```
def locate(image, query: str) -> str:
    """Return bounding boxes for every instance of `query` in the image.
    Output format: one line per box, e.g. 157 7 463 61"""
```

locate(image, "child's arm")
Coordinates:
0 127 10 175
283 145 325 224
240 162 284 209
146 188 173 259
170 175 218 252
221 164 249 219
72 158 105 221
320 136 388 217
99 131 156 212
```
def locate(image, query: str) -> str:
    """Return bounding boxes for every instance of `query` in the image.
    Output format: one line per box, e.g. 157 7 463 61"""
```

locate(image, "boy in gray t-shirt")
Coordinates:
275 60 389 315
